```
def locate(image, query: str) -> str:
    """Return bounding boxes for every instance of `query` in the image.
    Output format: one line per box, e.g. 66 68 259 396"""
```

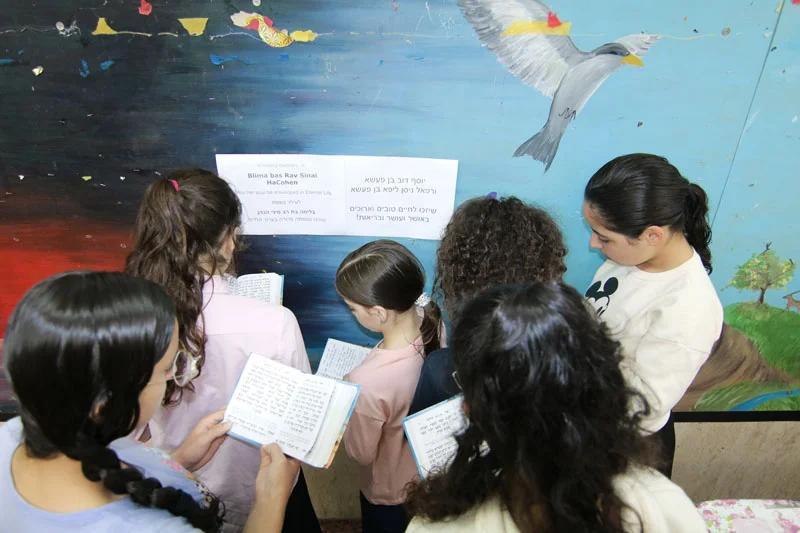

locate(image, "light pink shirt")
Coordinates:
343 338 424 505
148 275 311 530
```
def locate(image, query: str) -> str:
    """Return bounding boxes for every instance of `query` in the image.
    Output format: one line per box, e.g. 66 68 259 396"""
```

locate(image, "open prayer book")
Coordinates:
315 338 373 380
403 395 467 478
223 353 360 468
226 272 284 305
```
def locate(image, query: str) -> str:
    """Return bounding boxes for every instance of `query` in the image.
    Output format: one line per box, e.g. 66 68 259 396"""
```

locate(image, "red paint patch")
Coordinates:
139 0 152 16
547 11 562 28
793 0 800 5
0 220 132 335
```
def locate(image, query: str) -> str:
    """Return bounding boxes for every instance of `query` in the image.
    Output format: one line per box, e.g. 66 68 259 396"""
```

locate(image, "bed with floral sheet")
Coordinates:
698 499 800 532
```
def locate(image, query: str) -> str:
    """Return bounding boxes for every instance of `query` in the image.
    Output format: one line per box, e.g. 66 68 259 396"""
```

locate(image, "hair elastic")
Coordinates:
415 292 430 307
168 179 180 192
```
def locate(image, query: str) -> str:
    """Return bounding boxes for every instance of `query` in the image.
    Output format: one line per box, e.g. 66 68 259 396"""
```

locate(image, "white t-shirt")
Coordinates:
406 467 706 533
585 251 723 432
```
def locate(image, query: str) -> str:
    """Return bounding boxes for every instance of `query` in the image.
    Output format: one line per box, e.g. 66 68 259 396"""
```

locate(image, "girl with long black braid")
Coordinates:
0 271 300 533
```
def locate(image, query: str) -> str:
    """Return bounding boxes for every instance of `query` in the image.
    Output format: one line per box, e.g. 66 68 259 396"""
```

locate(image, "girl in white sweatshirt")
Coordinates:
582 153 723 477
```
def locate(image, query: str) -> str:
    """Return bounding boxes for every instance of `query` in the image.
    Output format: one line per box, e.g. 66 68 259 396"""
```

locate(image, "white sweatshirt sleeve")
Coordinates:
622 322 712 433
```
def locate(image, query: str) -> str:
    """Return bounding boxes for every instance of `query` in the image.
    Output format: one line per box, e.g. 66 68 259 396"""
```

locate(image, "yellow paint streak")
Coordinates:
157 32 179 37
92 17 152 37
290 29 318 42
92 18 118 35
82 176 92 181
178 18 208 36
620 54 644 67
501 20 571 36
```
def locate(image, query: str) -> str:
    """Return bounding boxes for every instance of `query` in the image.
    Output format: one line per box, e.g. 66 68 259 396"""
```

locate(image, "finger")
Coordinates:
203 408 226 426
206 421 233 439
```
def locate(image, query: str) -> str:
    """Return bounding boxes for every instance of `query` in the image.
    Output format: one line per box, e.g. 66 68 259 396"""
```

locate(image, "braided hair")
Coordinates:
5 272 223 532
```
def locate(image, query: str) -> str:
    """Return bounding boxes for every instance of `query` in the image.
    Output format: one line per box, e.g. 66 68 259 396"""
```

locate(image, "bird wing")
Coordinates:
614 33 660 58
458 0 585 99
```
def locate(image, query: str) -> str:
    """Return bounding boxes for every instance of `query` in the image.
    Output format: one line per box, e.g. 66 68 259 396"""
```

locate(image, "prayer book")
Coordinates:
403 394 467 478
315 338 372 380
224 353 360 468
226 272 284 305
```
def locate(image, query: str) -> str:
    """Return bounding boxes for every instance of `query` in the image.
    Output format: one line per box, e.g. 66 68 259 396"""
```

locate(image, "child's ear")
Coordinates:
641 225 665 247
370 306 389 323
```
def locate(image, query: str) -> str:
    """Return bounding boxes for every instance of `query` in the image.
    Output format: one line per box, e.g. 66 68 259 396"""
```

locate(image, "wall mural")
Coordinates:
0 0 797 416
458 0 658 170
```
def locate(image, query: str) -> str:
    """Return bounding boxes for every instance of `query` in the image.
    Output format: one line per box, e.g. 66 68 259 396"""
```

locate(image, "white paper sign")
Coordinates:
215 154 458 240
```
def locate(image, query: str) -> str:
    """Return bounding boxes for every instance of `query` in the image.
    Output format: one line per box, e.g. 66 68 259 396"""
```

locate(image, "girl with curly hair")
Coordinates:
405 283 705 533
125 169 317 532
1 271 301 533
410 195 567 414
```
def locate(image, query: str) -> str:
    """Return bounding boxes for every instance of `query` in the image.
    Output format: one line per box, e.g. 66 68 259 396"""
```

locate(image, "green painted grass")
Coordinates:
695 381 800 411
724 302 800 378
754 395 800 411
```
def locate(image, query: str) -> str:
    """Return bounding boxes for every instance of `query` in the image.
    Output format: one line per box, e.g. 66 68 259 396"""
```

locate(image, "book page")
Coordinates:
224 356 298 445
316 339 372 380
276 375 335 458
227 273 283 304
303 381 360 468
403 395 467 478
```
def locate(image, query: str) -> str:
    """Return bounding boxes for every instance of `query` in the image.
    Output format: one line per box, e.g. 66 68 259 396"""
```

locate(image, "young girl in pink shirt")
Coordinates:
336 239 445 533
125 169 318 533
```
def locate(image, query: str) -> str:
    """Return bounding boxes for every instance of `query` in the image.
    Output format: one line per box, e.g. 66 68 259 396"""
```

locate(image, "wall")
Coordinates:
1 0 798 413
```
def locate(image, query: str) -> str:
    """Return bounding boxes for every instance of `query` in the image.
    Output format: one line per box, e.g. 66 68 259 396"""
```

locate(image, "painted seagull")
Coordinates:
458 0 659 171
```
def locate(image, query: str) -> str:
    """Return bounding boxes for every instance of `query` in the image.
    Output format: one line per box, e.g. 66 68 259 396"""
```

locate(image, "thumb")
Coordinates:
206 421 233 440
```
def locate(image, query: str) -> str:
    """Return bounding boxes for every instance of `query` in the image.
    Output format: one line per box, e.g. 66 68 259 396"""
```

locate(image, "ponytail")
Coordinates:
418 299 444 356
126 170 243 404
585 154 714 273
72 434 222 532
683 183 713 273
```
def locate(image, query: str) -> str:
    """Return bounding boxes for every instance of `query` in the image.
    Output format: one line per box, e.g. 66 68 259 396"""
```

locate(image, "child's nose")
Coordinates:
589 233 602 250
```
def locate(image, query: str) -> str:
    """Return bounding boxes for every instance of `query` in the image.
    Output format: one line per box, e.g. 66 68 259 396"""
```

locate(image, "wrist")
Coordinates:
170 448 188 470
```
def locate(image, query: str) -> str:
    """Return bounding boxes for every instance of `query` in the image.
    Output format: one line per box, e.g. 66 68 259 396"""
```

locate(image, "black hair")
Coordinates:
335 239 443 356
584 153 713 273
4 271 222 532
126 168 243 403
406 283 656 532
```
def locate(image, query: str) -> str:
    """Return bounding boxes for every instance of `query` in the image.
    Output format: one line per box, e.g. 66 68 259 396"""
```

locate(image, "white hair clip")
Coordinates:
415 292 431 308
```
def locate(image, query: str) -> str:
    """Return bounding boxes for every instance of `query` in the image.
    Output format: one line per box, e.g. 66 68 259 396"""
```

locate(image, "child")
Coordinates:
125 169 317 532
410 195 567 415
1 271 300 532
405 283 706 533
582 153 723 477
336 239 445 533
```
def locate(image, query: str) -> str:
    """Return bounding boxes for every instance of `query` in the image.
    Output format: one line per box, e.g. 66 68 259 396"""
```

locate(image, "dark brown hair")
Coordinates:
406 283 657 532
125 168 242 403
335 239 443 356
435 196 567 314
585 153 713 273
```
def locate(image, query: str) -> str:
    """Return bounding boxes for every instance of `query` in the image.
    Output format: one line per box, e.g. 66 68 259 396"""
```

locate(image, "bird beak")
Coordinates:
620 54 644 67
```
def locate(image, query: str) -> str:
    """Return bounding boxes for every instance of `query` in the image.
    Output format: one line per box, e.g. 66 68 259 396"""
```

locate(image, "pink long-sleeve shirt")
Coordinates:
147 275 311 531
343 338 425 505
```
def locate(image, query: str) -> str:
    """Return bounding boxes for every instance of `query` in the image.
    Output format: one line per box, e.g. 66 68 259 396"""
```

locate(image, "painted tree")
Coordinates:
727 243 796 304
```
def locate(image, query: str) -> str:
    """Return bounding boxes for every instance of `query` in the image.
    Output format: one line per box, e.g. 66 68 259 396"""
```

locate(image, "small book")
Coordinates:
403 395 467 478
315 338 373 380
223 353 360 468
226 272 284 305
